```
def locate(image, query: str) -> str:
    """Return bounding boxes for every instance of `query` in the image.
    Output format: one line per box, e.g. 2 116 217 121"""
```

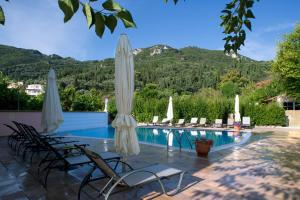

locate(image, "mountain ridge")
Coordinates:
0 44 270 94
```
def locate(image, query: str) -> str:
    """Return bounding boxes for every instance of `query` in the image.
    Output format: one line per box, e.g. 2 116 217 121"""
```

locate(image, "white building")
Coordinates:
25 84 44 96
7 82 24 89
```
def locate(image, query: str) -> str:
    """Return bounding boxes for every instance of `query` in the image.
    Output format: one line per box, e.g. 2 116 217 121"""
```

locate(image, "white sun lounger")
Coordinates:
214 119 223 128
152 116 159 125
242 117 251 128
199 118 207 127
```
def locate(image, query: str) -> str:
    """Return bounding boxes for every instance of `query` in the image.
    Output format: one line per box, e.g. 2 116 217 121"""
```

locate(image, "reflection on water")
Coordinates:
62 127 245 150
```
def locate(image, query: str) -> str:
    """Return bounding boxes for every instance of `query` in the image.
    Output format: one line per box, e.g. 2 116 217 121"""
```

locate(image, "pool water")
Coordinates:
61 127 246 150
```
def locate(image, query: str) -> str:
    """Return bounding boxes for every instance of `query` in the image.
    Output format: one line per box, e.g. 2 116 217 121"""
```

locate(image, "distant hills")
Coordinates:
0 44 270 94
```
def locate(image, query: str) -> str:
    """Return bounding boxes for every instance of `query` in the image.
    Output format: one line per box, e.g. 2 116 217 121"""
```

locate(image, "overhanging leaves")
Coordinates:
104 15 117 33
58 0 79 22
220 0 259 54
95 12 105 38
83 3 94 28
102 0 123 12
117 10 136 28
0 6 5 25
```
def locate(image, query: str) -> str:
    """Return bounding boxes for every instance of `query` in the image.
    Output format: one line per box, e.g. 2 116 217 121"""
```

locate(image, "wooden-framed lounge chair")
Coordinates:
199 118 207 127
214 119 223 128
242 117 251 128
77 146 186 200
188 118 198 127
227 118 234 128
152 116 159 125
175 119 185 127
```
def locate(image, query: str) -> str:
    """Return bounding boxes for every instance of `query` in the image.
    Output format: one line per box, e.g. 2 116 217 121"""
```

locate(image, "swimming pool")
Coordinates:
60 127 250 151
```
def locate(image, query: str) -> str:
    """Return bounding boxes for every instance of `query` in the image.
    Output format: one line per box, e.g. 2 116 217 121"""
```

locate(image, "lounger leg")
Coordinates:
78 166 96 200
166 171 185 196
43 160 57 188
38 152 50 176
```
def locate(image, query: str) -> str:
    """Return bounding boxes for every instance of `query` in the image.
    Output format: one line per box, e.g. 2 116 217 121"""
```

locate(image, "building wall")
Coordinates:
286 110 300 127
0 111 108 136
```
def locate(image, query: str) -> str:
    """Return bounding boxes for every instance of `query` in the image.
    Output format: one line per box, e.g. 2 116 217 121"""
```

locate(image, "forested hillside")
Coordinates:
0 44 270 95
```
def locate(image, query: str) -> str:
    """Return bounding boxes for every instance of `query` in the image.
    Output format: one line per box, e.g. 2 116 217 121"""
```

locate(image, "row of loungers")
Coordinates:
4 121 186 200
151 116 251 128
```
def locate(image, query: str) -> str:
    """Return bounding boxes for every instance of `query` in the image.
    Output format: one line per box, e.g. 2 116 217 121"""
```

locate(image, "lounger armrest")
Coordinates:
106 159 133 170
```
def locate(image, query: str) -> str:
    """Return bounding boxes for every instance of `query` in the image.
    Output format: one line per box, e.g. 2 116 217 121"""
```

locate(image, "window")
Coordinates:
283 102 300 110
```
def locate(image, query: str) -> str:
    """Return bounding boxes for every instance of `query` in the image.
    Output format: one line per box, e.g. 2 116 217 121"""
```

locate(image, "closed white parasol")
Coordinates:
112 34 140 155
41 68 64 133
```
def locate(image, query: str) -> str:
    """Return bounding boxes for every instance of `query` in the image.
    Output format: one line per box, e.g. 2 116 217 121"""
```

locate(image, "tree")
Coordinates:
272 24 300 99
0 0 259 54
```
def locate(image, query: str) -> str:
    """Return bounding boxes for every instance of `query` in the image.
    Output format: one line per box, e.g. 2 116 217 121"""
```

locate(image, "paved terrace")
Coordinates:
0 131 299 200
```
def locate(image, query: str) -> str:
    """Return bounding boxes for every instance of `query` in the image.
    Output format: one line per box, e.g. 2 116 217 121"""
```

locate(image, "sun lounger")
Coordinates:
188 117 198 127
227 118 234 128
175 119 185 126
152 116 159 125
242 117 251 128
34 134 121 188
214 119 223 128
199 118 207 127
160 118 170 126
76 146 186 200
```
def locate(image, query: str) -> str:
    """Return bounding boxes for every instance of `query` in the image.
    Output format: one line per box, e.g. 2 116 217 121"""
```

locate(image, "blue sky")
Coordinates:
0 0 299 61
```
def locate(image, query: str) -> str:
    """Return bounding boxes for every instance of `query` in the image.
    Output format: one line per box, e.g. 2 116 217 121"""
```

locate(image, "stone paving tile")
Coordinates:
0 131 300 200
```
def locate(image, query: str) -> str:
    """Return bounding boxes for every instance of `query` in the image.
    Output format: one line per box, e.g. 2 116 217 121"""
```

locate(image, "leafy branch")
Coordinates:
58 0 136 38
220 0 259 54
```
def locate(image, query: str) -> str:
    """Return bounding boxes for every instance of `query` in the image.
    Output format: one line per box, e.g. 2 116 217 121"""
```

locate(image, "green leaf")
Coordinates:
95 12 105 38
246 0 254 8
58 0 79 23
221 10 231 14
244 19 252 31
245 9 255 18
83 3 94 28
117 10 136 28
0 6 5 25
104 15 117 33
102 0 123 12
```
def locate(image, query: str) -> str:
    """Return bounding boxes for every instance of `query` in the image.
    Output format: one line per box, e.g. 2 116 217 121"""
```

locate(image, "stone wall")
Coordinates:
286 110 300 127
0 112 108 136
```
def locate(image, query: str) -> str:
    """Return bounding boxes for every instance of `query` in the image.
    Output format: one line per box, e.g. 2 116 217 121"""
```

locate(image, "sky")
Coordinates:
0 0 299 61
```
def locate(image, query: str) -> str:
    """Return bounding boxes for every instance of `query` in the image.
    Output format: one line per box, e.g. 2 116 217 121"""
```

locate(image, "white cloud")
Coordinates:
0 0 92 60
253 22 297 36
240 39 276 61
239 22 297 61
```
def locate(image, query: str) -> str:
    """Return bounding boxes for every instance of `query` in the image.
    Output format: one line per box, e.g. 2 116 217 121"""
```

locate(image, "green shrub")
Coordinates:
243 102 286 126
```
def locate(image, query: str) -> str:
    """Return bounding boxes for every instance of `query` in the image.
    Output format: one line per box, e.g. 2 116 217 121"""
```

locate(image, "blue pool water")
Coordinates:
61 127 247 150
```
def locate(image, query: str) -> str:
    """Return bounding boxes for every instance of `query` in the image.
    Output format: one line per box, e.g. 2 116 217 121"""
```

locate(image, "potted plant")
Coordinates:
234 121 241 131
195 139 213 157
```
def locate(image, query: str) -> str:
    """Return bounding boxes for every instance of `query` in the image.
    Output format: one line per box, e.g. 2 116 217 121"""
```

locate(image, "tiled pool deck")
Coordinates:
0 131 299 200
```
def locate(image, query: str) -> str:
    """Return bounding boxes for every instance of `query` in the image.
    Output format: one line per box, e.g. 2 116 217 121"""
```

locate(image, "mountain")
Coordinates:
0 44 270 94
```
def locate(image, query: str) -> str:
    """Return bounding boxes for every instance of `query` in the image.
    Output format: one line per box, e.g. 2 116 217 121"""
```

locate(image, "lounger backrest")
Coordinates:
199 118 206 125
178 119 184 124
161 118 169 123
12 121 34 142
190 118 198 124
215 119 222 124
79 146 120 179
242 117 251 125
153 116 158 123
227 118 234 125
